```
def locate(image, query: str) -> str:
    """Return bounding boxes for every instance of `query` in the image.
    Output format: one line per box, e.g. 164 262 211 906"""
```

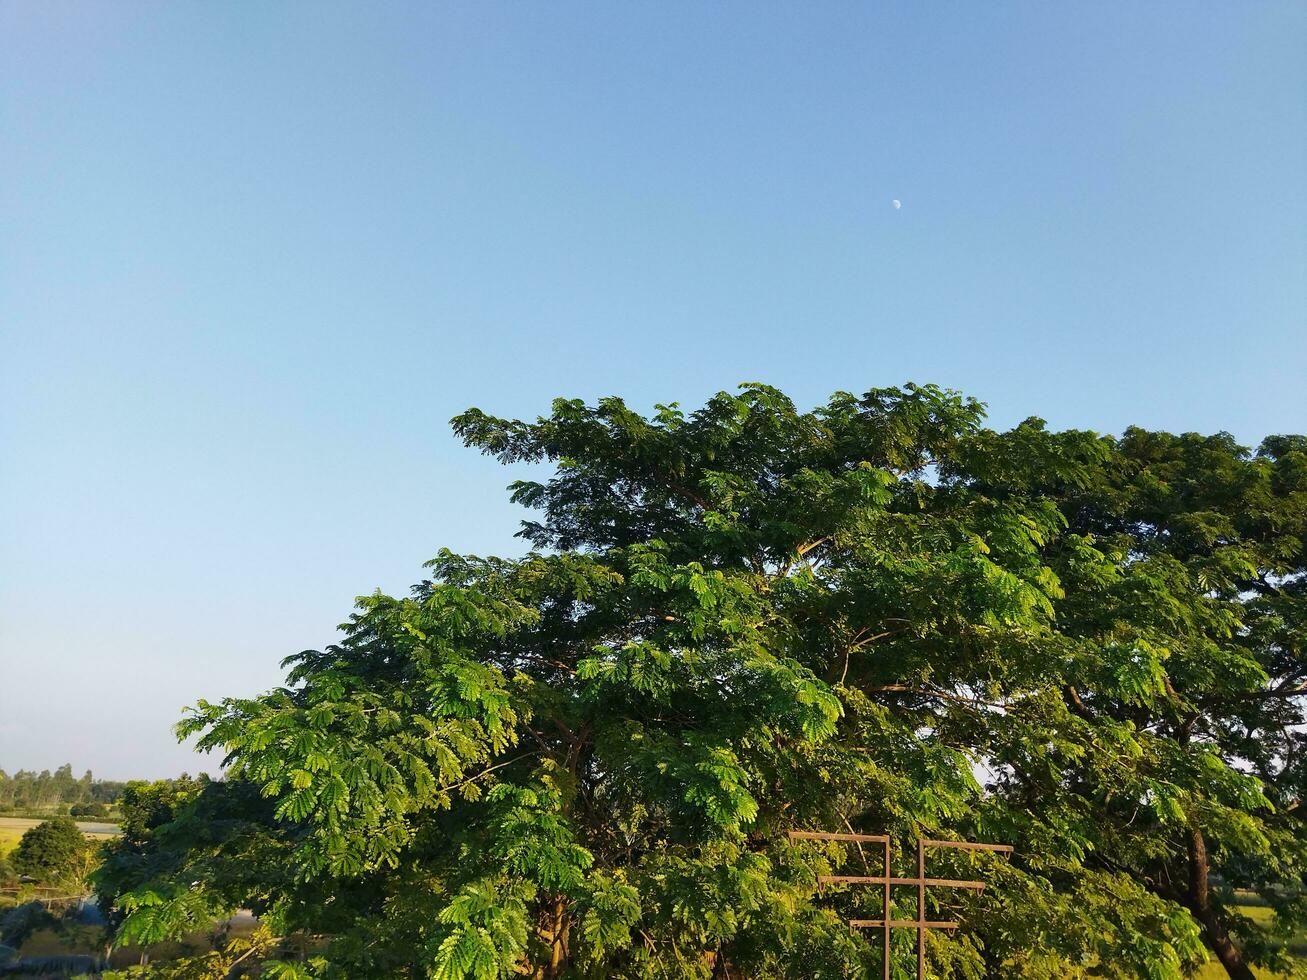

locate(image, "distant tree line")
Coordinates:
0 765 126 811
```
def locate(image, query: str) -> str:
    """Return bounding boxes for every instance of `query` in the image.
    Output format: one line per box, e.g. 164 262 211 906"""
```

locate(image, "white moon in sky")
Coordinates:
892 199 901 209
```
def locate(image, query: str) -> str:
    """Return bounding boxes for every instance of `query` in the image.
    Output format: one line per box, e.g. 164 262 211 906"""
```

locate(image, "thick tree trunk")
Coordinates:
1185 824 1254 980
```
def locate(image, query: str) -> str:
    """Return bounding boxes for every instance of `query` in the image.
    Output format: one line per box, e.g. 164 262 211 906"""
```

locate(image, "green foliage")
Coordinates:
0 900 58 949
10 817 92 884
97 384 1306 978
430 878 534 980
100 925 294 979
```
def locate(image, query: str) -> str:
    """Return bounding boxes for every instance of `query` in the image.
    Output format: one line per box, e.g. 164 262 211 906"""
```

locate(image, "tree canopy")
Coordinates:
95 384 1306 978
12 817 93 884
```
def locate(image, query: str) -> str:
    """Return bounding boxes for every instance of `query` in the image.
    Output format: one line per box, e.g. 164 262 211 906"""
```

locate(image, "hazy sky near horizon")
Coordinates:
2 3 1304 779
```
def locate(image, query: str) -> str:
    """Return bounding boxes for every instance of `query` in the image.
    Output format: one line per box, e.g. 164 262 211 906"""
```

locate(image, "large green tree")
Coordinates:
96 385 1306 978
12 817 93 884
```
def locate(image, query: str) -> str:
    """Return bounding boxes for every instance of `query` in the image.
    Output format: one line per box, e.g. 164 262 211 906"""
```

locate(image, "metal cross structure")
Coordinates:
787 831 1013 980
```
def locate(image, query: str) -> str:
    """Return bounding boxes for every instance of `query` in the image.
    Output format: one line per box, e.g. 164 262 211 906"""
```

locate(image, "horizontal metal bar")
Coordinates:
788 831 890 843
818 875 986 889
848 920 959 930
921 839 1014 853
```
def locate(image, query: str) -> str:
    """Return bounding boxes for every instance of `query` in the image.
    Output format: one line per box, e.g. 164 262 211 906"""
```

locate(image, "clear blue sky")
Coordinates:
2 3 1304 779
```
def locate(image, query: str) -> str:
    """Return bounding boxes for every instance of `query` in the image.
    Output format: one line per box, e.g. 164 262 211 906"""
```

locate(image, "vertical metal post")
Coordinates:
883 838 891 980
916 839 925 980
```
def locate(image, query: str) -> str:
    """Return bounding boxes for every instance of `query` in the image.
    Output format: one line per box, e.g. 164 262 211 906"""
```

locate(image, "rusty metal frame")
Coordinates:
788 831 1013 980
